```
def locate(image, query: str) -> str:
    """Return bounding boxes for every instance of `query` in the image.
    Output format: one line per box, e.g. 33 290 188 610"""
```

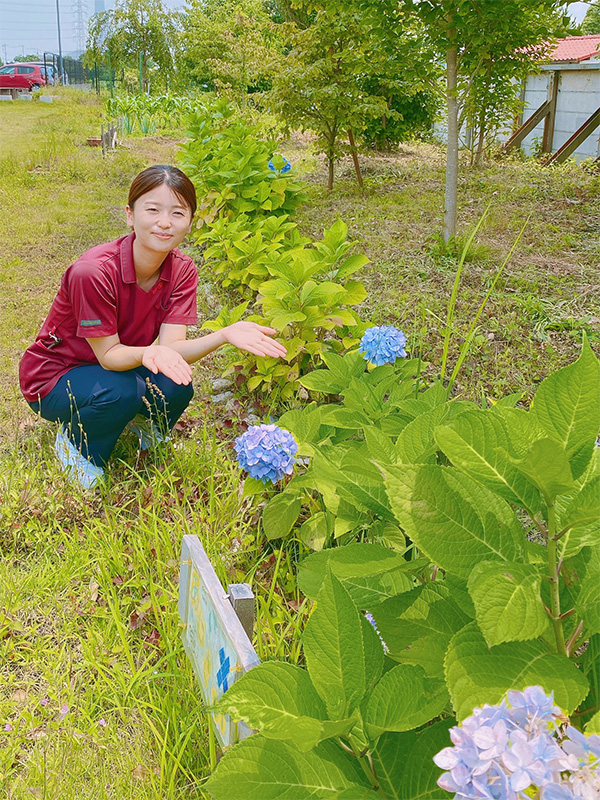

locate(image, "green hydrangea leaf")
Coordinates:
303 570 367 719
361 613 385 692
371 583 473 679
445 622 589 721
585 710 600 734
530 335 600 480
575 547 600 637
364 664 449 740
384 464 524 578
215 662 355 752
508 438 576 502
262 492 302 541
467 561 549 647
558 475 600 536
396 405 454 465
297 543 416 603
205 736 371 799
299 369 349 394
371 722 455 799
434 409 542 514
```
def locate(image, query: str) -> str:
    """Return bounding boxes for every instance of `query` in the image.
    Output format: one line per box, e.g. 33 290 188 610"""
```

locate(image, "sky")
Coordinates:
0 0 593 64
0 0 185 61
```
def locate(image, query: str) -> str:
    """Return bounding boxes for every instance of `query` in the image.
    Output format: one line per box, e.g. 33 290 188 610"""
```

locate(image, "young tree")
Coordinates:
85 0 177 93
181 0 278 101
368 0 574 242
582 1 600 33
269 0 422 189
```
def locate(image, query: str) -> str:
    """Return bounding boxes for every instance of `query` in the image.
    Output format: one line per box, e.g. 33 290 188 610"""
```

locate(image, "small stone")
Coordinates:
211 377 233 392
210 391 234 404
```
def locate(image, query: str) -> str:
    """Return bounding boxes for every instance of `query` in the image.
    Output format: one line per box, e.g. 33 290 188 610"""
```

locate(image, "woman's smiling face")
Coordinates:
126 183 192 255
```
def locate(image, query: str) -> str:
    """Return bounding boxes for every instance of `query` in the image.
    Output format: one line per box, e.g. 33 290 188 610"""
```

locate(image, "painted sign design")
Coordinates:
178 534 259 750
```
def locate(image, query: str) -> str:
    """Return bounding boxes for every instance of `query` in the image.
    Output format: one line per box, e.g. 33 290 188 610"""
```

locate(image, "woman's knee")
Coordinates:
145 375 194 416
88 371 146 419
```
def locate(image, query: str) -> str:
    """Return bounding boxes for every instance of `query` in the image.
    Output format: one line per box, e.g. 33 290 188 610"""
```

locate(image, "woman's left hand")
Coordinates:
223 322 287 359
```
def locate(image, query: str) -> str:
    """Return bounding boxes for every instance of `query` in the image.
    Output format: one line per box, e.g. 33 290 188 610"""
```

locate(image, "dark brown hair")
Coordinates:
128 165 197 218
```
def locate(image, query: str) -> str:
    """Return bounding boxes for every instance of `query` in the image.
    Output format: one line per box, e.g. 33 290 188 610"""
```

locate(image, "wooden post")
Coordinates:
227 584 255 641
542 71 560 154
501 100 551 154
545 106 600 165
101 123 106 157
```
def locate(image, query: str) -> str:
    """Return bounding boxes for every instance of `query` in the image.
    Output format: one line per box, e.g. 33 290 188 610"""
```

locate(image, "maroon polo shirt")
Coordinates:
19 233 198 403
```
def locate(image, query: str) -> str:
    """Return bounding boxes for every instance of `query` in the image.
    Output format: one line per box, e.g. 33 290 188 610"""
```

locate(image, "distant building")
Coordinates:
503 35 600 162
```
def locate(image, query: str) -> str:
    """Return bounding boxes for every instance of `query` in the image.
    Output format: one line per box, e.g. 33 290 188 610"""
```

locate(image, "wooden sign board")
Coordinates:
178 534 259 750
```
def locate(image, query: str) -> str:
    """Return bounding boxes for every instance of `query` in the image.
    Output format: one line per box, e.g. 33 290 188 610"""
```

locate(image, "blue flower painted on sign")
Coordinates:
216 647 231 693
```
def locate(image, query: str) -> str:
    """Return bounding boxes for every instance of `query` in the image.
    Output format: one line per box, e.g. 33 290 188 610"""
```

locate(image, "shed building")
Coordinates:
505 35 600 162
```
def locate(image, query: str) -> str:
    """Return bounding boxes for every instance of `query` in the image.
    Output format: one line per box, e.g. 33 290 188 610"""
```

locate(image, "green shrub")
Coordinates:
202 220 369 402
178 98 306 227
206 337 600 797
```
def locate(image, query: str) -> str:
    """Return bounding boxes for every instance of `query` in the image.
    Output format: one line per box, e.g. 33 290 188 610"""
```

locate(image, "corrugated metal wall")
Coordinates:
519 66 600 160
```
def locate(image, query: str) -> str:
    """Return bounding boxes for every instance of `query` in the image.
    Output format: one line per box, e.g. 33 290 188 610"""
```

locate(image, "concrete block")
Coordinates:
0 95 13 101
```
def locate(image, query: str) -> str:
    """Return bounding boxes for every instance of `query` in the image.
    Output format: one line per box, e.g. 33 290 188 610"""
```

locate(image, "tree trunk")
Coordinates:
443 42 459 244
348 129 363 188
473 62 492 168
327 151 334 190
473 117 485 167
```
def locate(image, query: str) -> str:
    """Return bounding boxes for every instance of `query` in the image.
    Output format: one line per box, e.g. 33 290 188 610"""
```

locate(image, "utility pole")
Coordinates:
55 0 64 83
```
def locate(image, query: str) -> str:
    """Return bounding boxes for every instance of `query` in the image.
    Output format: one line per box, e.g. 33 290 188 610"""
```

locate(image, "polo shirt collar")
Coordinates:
119 232 174 285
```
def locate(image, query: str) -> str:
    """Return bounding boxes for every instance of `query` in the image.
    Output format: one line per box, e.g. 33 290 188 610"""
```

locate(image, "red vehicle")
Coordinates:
0 63 48 91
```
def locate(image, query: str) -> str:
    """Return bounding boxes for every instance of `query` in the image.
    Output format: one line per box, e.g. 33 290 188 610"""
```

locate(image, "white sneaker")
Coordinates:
127 415 171 451
54 429 105 490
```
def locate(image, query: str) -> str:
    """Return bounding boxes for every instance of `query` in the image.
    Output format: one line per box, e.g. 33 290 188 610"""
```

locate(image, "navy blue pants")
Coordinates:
29 365 193 467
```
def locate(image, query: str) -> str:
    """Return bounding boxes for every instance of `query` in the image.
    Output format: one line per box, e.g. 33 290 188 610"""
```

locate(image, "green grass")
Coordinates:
1 93 599 797
280 136 600 401
0 92 310 797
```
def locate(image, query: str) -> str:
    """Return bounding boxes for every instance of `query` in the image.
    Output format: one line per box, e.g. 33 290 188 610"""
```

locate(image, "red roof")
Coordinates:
550 35 600 63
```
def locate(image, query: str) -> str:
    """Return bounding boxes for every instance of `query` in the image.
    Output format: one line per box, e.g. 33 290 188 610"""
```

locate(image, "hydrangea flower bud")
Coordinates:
359 325 407 366
234 424 298 484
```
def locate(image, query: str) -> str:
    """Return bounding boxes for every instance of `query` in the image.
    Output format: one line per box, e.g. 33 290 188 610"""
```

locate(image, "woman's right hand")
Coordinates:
142 344 193 385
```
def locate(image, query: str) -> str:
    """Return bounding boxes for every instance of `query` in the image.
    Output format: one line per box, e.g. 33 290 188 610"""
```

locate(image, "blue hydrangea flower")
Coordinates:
234 424 298 484
563 725 600 762
433 687 600 800
268 156 291 173
507 686 560 730
364 612 388 652
541 783 576 800
359 326 407 366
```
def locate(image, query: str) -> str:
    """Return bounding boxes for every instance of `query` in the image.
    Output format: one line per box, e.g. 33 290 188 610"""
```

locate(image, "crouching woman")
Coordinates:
19 164 286 489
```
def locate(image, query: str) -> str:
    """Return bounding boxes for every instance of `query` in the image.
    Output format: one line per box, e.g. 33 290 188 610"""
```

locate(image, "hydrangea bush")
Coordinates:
211 336 600 798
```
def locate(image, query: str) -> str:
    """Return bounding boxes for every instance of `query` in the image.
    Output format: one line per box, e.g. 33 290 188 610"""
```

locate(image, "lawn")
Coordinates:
0 90 598 799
